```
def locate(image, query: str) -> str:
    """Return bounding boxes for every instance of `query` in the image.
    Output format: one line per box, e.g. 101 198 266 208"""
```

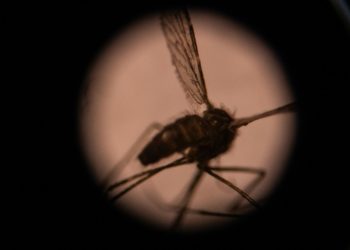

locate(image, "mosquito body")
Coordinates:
139 109 236 166
105 8 296 230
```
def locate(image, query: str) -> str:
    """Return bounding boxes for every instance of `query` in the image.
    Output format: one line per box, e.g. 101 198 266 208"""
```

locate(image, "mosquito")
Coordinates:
104 8 295 230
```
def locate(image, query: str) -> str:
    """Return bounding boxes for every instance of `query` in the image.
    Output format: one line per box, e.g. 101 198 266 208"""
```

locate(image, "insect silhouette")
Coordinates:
104 8 296 230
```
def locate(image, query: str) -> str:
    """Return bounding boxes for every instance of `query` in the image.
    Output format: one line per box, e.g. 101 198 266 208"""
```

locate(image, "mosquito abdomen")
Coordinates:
138 115 207 166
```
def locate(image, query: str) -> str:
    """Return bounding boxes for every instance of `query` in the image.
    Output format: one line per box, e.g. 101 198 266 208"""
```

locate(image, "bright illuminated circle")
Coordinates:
80 10 296 231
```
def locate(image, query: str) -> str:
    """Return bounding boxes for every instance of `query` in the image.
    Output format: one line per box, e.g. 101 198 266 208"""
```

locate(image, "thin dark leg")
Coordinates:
110 170 160 202
142 178 243 218
164 203 241 218
204 167 261 209
209 166 265 211
108 157 191 202
103 122 162 187
170 206 241 218
231 172 265 211
171 169 204 230
141 165 264 219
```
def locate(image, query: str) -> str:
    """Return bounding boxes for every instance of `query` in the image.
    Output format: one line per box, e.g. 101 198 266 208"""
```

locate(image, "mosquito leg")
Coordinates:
145 189 242 218
231 172 265 211
204 167 261 209
141 176 246 219
171 207 242 218
110 170 160 202
103 122 162 187
140 166 263 219
209 166 265 211
171 169 205 230
108 157 191 202
231 197 269 214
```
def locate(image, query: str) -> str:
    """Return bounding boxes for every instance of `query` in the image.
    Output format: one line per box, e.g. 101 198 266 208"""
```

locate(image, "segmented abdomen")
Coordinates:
138 115 207 166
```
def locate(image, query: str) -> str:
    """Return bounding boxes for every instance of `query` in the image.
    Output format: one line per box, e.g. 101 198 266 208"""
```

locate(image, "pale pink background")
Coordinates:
80 11 296 231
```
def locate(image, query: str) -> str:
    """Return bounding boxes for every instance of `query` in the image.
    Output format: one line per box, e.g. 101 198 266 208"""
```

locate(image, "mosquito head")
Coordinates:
203 108 234 131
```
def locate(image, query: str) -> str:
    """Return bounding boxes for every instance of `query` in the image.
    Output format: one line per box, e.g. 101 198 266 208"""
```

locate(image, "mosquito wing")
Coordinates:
160 9 212 111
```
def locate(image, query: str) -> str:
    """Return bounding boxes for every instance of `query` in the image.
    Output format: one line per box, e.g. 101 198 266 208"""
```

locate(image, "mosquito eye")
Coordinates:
211 119 219 126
